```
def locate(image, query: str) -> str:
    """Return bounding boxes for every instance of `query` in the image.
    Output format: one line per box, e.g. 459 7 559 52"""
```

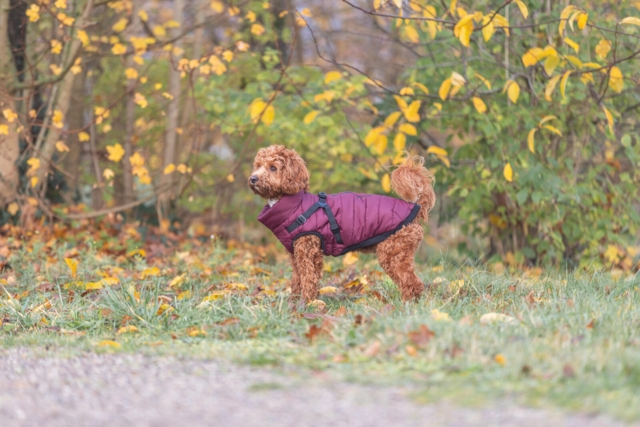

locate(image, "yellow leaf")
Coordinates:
544 75 562 101
111 43 127 55
431 308 452 322
251 23 265 35
495 354 506 366
134 93 148 108
558 5 576 36
117 325 139 335
507 81 520 103
527 128 536 153
381 173 391 193
564 37 579 53
608 66 624 93
412 82 430 94
454 15 474 47
7 202 19 216
324 71 342 84
620 17 640 26
103 168 114 180
164 164 176 174
560 71 572 101
398 123 417 135
177 290 192 300
439 78 452 100
106 144 125 162
0 124 8 135
303 110 319 124
403 101 421 122
426 146 448 157
50 39 62 54
482 15 495 42
538 115 557 126
437 155 450 168
26 4 40 22
543 125 562 136
577 13 588 29
138 10 149 22
503 163 513 182
393 95 408 110
96 340 121 349
52 110 64 128
374 134 388 154
384 111 402 128
77 131 89 142
472 96 486 113
169 274 187 288
141 267 160 279
393 133 406 151
342 251 359 267
188 329 207 337
2 108 18 122
474 73 492 89
514 0 528 19
451 72 466 87
399 87 414 96
565 55 583 68
261 105 275 125
602 106 614 133
125 68 138 79
544 56 559 76
404 25 419 43
201 290 230 302
55 141 70 152
112 18 128 33
364 127 384 147
480 312 518 325
30 176 38 188
65 258 78 278
319 286 338 295
595 39 611 60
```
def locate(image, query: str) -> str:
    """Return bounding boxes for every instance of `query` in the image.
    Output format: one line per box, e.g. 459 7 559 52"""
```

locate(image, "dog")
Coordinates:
249 145 435 302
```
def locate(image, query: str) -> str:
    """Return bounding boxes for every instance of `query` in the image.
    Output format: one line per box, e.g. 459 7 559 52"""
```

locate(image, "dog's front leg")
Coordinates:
293 235 323 302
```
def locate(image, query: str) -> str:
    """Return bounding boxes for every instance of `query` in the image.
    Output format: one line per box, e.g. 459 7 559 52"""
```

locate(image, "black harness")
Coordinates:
285 192 343 244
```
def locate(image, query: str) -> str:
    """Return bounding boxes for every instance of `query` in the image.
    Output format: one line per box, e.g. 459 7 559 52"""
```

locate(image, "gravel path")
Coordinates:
0 348 633 427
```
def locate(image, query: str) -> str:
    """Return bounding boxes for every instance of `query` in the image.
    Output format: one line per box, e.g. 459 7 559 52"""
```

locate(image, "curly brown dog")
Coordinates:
249 145 435 302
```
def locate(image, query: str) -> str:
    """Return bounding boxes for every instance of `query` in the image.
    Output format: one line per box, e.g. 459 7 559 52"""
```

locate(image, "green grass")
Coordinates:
1 241 640 421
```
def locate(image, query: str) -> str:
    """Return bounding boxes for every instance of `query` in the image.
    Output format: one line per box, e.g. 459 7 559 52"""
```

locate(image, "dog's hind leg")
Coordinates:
293 235 323 302
289 253 302 298
376 223 424 301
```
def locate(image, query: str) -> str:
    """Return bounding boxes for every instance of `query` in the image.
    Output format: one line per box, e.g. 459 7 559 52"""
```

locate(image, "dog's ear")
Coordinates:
280 149 310 195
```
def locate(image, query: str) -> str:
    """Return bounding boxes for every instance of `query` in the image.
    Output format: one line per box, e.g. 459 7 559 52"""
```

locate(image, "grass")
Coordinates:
1 238 640 421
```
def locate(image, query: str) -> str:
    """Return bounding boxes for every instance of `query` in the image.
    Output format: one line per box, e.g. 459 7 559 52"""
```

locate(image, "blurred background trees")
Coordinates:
1 0 640 270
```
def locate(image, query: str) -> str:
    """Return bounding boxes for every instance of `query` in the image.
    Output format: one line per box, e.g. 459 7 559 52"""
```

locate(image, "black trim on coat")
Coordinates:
291 231 325 254
338 203 421 255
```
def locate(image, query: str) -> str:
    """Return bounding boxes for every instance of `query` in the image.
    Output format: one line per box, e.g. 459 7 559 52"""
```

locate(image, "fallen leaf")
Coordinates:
408 324 435 347
480 312 519 325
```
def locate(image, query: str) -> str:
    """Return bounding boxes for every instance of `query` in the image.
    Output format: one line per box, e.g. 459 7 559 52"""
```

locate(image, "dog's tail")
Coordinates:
391 154 436 223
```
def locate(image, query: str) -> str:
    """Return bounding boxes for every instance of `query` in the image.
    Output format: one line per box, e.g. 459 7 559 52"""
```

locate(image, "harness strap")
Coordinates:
285 192 343 244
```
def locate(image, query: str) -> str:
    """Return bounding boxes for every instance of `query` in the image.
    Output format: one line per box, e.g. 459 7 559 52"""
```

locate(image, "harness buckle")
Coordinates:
318 192 327 199
330 224 340 232
296 215 307 225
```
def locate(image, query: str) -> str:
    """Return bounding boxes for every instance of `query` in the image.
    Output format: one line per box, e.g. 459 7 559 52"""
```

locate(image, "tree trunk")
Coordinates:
34 0 94 191
0 0 19 206
61 67 88 202
122 2 140 206
158 0 185 217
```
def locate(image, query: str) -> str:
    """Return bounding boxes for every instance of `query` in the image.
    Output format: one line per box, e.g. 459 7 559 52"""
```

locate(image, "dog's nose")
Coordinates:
249 176 258 184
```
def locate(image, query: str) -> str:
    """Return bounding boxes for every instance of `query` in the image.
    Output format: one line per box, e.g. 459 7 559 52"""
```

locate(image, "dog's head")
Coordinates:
248 145 310 199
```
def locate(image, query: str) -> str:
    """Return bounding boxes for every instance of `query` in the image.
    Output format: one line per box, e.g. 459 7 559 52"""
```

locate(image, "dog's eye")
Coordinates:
270 166 277 172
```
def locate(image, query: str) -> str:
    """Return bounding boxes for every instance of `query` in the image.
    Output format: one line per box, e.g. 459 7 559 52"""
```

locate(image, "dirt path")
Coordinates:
0 348 632 427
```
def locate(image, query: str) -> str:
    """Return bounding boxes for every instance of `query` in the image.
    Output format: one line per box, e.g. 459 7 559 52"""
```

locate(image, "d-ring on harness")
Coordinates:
285 192 344 244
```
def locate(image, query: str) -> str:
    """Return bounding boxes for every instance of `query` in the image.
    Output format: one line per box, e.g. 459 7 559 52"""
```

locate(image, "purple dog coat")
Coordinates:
257 190 420 256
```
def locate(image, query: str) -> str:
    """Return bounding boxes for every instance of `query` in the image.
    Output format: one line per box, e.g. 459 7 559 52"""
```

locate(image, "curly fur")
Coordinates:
249 146 436 302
